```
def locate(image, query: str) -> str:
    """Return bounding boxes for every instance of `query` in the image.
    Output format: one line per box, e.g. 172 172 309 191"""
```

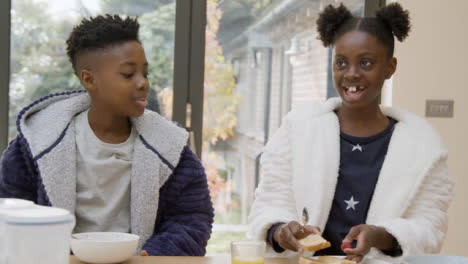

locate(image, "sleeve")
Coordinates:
142 146 214 256
372 157 453 260
267 222 286 253
247 120 299 256
0 136 38 201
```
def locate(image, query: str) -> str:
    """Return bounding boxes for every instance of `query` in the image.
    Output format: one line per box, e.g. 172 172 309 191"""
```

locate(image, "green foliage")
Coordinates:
9 0 80 139
203 0 239 146
139 3 176 93
99 0 172 16
8 0 176 139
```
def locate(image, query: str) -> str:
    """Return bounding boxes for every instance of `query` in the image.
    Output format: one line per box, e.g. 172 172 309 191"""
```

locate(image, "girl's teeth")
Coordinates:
346 86 364 92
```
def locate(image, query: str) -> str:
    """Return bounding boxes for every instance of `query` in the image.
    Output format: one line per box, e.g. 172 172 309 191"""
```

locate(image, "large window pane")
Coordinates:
204 0 365 254
9 0 176 141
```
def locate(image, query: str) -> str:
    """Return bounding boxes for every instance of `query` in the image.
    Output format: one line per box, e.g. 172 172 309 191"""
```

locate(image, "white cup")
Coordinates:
0 199 35 264
231 240 266 264
3 205 75 264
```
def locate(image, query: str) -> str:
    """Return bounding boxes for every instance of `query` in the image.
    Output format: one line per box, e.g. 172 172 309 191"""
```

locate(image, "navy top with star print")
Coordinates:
316 117 397 256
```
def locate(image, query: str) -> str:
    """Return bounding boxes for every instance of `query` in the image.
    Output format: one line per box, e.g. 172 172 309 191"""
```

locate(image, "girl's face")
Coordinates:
333 30 396 109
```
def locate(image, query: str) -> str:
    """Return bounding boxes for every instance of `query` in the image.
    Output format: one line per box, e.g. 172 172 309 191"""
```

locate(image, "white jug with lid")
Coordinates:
0 198 35 264
3 204 75 264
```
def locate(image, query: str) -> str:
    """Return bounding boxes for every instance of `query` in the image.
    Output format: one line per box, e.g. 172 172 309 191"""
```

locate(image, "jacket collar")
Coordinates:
18 91 188 169
18 91 89 159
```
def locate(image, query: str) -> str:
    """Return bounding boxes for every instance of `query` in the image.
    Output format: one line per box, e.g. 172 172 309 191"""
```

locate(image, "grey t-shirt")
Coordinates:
73 110 136 234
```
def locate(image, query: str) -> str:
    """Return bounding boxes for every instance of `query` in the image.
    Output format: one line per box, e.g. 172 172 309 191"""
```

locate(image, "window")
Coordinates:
8 0 177 141
203 0 367 254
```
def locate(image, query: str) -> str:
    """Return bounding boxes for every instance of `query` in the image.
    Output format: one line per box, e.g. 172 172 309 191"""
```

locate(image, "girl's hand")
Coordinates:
140 250 149 256
273 221 321 253
342 224 395 262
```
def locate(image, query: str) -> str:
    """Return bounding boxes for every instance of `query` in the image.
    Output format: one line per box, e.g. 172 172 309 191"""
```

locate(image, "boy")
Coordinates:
0 15 214 256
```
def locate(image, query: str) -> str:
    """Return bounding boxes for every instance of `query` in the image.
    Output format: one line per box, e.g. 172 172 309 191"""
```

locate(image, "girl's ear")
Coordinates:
385 57 397 79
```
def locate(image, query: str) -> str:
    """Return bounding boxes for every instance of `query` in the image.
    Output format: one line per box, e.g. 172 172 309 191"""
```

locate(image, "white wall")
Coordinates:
393 0 468 256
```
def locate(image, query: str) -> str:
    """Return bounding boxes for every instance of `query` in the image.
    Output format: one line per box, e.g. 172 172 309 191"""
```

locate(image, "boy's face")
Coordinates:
79 40 149 117
332 30 396 109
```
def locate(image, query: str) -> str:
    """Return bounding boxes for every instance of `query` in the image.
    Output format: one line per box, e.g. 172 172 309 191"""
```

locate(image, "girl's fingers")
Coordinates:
303 225 321 235
280 226 303 252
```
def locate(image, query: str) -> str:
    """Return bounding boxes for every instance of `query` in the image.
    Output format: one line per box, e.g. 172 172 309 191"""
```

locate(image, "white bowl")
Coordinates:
71 232 139 264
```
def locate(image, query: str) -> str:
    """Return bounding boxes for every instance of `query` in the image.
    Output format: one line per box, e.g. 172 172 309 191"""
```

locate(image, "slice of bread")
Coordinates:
298 234 331 252
298 256 357 264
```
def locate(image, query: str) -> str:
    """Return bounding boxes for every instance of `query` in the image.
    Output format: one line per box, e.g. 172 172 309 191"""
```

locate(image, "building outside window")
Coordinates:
203 0 365 254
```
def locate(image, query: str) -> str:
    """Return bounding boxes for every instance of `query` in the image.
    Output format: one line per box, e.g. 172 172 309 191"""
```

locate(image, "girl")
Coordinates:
248 3 453 263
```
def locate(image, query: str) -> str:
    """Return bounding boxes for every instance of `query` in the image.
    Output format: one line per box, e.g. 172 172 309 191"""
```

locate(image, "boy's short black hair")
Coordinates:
66 14 140 72
316 3 411 57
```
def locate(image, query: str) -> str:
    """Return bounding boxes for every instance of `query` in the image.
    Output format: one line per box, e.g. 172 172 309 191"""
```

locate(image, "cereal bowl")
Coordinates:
71 232 139 264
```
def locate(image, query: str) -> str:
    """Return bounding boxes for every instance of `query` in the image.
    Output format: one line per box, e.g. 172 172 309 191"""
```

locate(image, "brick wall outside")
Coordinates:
214 0 365 223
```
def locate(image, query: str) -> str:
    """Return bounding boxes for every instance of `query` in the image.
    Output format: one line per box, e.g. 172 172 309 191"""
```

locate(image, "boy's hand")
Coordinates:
140 250 149 256
273 221 321 253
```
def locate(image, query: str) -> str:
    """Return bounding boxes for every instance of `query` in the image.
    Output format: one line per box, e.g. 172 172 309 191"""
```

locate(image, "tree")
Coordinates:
99 0 172 16
9 0 80 139
202 0 240 220
203 0 239 146
9 0 174 140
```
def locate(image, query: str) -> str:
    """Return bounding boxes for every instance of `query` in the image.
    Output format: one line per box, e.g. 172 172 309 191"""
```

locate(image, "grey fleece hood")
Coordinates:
17 90 189 249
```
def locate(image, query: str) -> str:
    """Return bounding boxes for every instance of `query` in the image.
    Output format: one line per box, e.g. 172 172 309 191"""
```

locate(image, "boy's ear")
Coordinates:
385 57 397 80
79 69 96 92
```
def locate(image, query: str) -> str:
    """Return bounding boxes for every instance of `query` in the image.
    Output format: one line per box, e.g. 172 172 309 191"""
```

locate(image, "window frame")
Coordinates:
0 0 11 153
172 0 206 158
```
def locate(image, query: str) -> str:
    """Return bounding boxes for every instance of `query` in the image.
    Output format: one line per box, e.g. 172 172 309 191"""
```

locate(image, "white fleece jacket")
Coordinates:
247 98 454 262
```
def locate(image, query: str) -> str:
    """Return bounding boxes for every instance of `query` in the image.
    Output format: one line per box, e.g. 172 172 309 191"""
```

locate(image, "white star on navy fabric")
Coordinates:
352 144 363 152
344 196 360 211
